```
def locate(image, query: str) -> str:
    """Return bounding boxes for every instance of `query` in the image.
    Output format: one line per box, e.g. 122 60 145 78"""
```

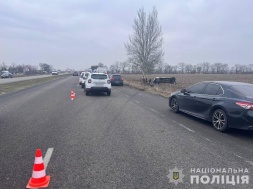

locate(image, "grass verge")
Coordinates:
0 75 70 95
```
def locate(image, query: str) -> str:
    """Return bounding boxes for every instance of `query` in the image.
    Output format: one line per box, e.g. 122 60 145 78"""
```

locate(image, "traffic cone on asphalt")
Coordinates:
70 90 76 100
26 149 50 188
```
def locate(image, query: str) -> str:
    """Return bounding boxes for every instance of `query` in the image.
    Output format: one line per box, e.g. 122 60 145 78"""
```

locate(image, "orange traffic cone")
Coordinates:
70 90 76 100
26 149 50 188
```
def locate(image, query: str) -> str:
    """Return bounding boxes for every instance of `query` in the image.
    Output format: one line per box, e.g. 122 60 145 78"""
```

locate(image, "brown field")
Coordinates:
122 74 253 97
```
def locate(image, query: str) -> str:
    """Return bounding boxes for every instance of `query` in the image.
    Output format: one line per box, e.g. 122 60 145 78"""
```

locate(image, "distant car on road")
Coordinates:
85 73 111 96
1 71 13 78
110 74 123 86
73 71 78 76
52 70 59 75
169 81 253 132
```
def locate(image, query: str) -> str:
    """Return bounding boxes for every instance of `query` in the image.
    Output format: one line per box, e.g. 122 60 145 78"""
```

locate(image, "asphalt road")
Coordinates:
0 74 67 84
0 76 252 189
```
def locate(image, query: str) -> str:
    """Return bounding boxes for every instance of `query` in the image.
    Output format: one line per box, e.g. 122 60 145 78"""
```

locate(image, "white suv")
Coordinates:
85 73 111 96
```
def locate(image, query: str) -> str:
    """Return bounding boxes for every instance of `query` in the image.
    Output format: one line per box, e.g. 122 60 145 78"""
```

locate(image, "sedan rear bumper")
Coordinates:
227 110 253 130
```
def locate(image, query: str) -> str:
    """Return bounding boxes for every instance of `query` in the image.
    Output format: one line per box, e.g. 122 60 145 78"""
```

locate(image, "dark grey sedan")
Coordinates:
169 81 253 132
110 74 123 86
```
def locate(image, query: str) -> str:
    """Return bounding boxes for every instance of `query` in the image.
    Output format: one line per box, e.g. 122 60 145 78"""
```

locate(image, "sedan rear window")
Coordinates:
91 74 107 79
230 85 253 96
112 75 121 78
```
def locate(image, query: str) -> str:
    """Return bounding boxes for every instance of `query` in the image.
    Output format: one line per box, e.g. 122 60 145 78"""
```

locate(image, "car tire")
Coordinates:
86 92 90 96
82 85 84 88
170 97 179 113
212 109 229 132
107 91 111 96
121 83 123 86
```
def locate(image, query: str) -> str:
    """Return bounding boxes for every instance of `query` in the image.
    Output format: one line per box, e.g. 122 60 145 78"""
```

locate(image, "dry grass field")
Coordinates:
122 74 253 97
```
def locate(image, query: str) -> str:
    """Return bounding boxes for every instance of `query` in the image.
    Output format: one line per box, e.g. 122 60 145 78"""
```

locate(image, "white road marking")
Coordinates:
179 124 195 133
246 161 253 166
161 115 165 117
138 94 141 95
125 94 129 97
134 100 140 104
150 108 159 113
234 153 243 159
205 138 211 142
43 148 54 169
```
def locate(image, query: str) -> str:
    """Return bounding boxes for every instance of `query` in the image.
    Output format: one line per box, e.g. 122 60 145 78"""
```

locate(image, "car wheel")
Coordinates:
81 85 84 88
170 97 179 113
121 83 123 86
212 109 228 132
107 91 111 96
86 92 90 96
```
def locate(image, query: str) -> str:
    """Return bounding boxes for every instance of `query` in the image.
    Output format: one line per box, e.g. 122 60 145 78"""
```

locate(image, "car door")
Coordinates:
178 82 207 115
195 83 223 119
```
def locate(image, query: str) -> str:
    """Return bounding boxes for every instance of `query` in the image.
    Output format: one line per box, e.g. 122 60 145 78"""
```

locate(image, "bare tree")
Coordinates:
2 61 7 71
196 64 202 74
185 64 194 74
202 62 210 74
178 62 186 73
164 63 173 74
155 61 164 73
125 7 164 75
98 62 104 67
120 61 128 73
109 65 116 74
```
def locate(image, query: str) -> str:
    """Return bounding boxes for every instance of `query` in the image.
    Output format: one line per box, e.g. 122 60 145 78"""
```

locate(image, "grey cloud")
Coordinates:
0 0 253 70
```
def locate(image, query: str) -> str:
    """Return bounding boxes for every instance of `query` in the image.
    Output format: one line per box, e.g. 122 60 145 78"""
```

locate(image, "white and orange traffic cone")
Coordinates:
70 90 76 100
26 149 50 188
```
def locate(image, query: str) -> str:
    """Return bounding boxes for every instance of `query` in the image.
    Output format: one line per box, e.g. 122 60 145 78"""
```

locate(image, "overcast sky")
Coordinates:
1 0 253 70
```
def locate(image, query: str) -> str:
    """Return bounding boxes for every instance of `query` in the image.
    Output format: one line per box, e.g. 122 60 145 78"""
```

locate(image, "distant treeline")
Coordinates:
0 62 67 75
109 61 253 74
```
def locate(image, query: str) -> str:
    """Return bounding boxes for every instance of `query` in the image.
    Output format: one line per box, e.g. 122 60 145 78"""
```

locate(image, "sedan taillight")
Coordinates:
235 102 253 110
88 79 91 83
107 80 111 84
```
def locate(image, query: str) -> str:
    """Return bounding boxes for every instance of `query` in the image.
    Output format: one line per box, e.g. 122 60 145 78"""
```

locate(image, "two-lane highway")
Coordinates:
0 76 252 189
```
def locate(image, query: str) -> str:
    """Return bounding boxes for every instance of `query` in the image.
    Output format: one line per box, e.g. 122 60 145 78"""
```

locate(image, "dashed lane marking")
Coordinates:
44 148 54 169
234 153 243 159
205 138 211 142
150 108 159 113
179 123 195 133
246 161 253 166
